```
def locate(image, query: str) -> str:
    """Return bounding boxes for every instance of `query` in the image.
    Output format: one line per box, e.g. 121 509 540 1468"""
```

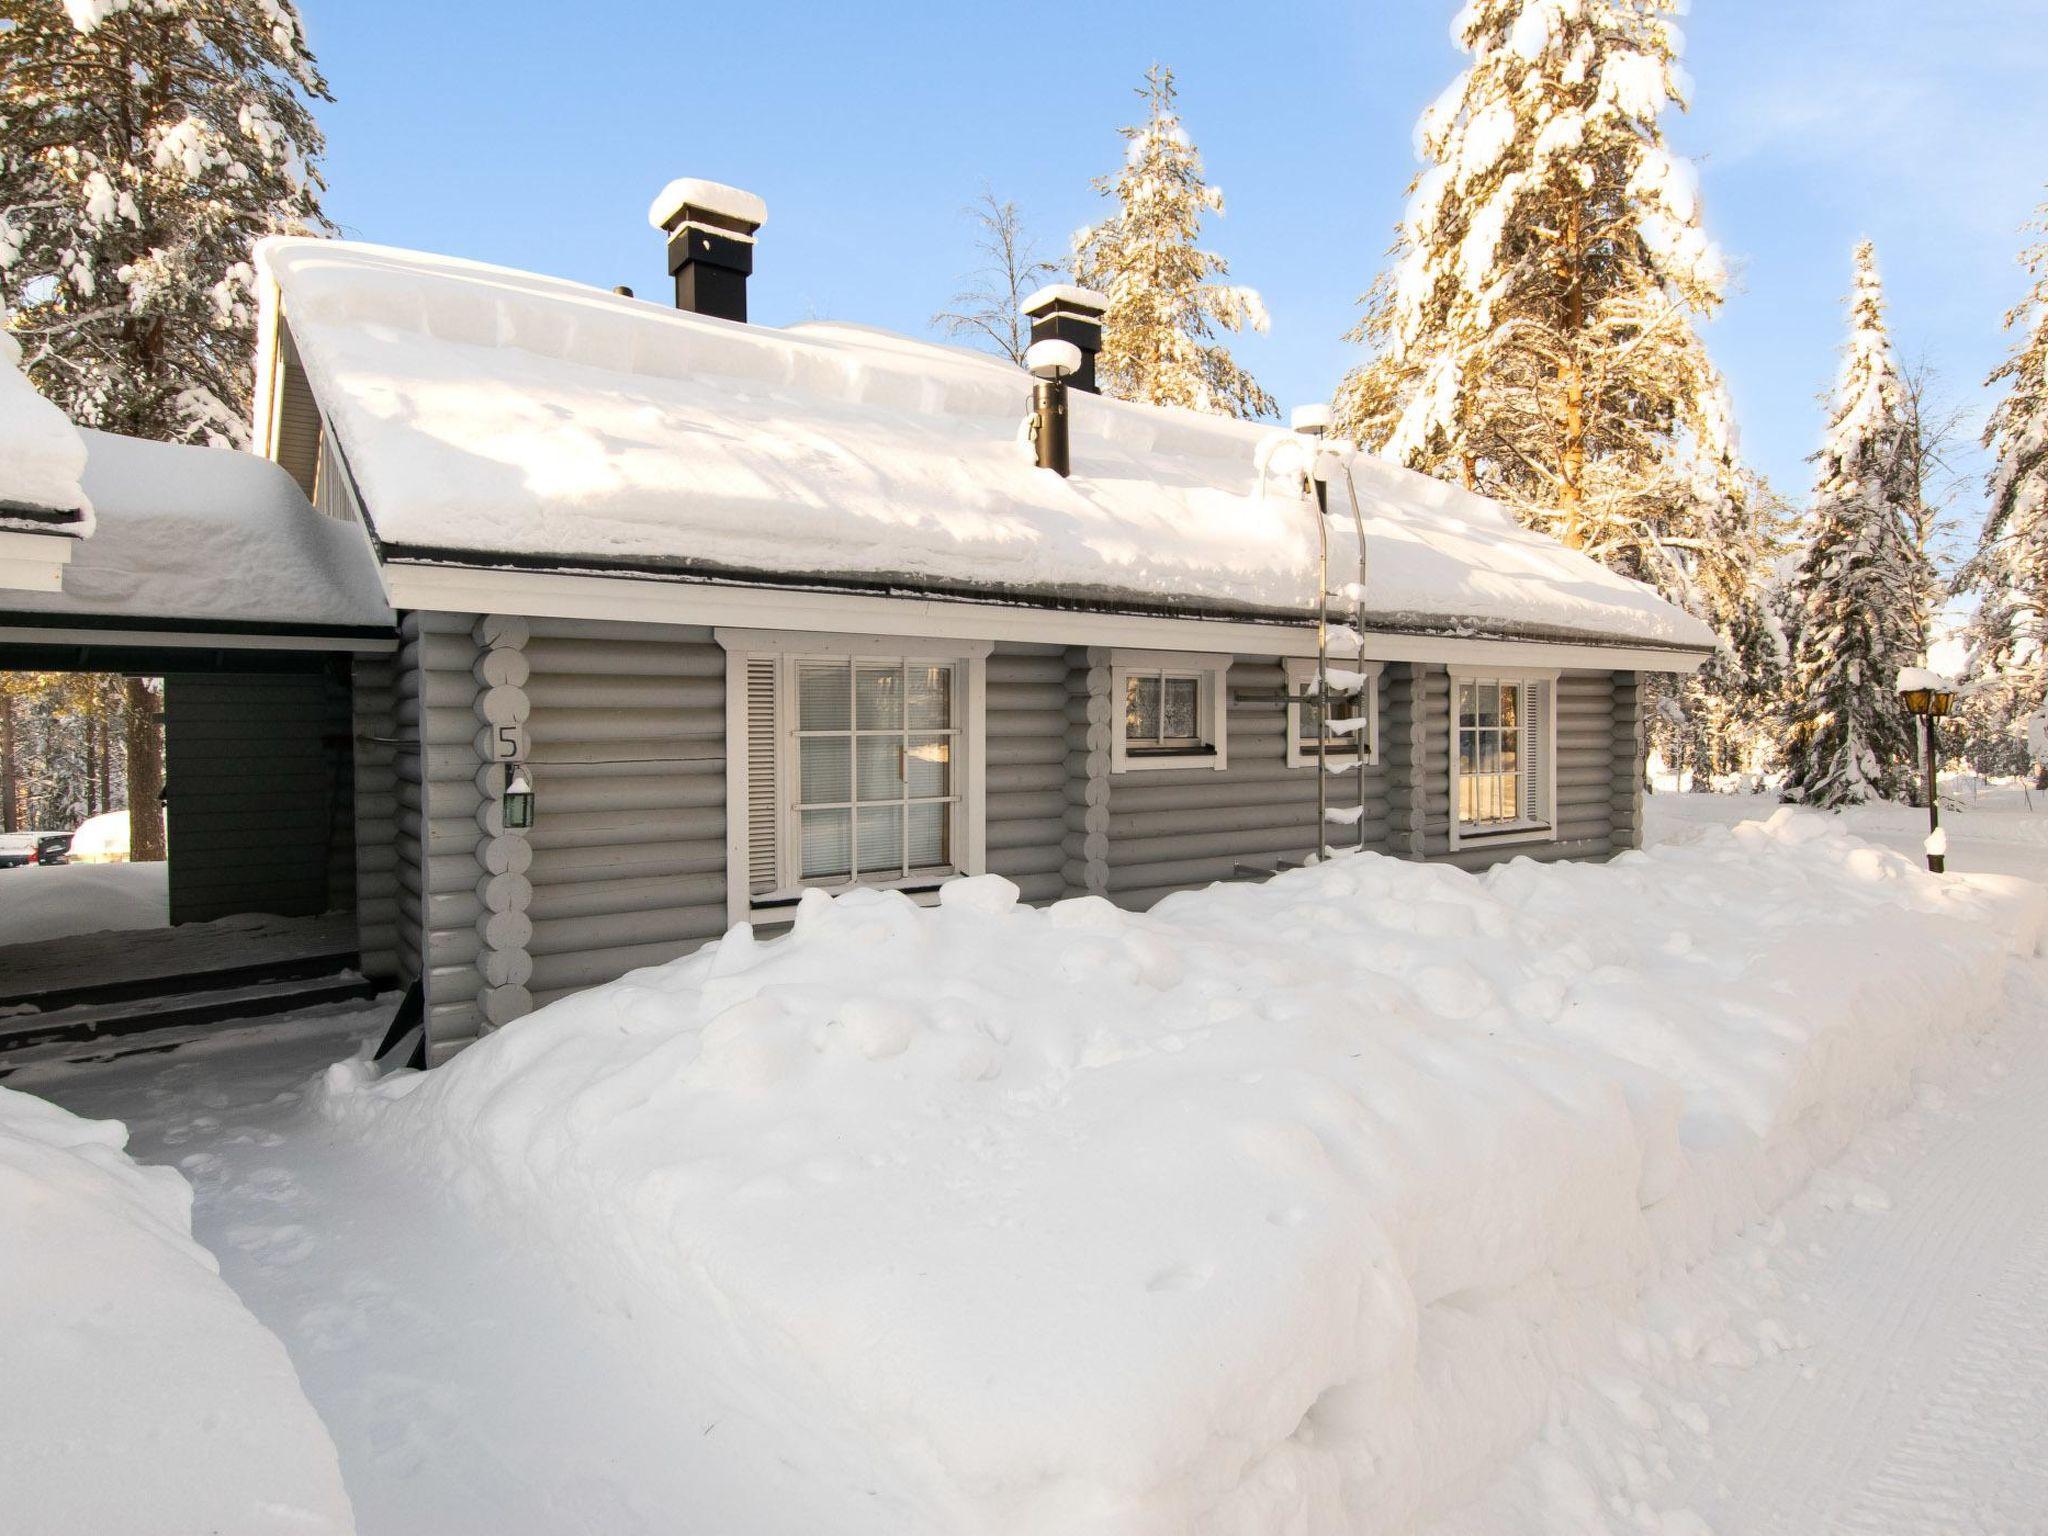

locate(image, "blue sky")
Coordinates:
305 0 2048 535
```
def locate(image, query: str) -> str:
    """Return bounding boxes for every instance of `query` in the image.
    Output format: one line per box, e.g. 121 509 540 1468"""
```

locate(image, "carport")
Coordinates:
0 428 396 1063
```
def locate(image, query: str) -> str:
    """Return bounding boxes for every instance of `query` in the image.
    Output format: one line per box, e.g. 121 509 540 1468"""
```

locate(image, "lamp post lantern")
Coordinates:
1896 669 1956 874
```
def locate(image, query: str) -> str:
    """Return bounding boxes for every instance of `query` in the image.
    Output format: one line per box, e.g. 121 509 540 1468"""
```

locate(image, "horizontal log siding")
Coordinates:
352 654 401 983
409 611 487 1060
1610 672 1645 851
1437 667 1623 872
1105 653 1394 910
521 618 727 1008
984 642 1073 904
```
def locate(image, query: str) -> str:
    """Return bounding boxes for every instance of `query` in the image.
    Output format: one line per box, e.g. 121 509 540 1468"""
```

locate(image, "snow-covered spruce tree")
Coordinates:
1781 242 1936 807
1335 0 1776 780
0 0 330 446
1961 196 2048 750
1073 64 1275 420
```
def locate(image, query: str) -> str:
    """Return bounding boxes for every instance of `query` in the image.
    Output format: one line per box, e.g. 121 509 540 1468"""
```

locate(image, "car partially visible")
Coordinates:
34 833 72 866
0 831 59 870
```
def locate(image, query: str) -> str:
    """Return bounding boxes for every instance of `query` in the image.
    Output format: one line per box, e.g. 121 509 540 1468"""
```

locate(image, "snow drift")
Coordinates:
0 318 92 529
321 811 2042 1534
0 859 167 944
0 1086 354 1535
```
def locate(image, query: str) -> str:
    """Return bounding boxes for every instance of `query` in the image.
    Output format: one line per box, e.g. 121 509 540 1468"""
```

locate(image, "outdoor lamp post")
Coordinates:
1896 670 1956 873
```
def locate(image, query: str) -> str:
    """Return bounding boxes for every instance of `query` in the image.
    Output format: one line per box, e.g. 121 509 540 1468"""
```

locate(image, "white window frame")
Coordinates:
717 629 990 922
1109 650 1231 773
1284 657 1383 770
1447 666 1558 849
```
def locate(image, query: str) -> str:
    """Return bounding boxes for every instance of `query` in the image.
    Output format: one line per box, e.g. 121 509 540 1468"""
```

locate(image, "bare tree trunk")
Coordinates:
1 684 16 833
123 675 166 861
1557 201 1588 547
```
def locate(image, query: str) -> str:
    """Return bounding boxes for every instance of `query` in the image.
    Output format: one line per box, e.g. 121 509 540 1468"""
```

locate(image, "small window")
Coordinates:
1124 670 1204 754
1110 652 1230 773
1452 673 1554 842
1285 658 1381 769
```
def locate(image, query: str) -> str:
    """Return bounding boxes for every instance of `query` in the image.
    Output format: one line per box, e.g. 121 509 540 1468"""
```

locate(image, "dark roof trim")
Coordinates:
379 543 1713 658
0 610 395 642
0 499 88 530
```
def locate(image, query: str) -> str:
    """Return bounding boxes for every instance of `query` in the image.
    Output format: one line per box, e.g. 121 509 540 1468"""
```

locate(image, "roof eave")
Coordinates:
377 544 1714 665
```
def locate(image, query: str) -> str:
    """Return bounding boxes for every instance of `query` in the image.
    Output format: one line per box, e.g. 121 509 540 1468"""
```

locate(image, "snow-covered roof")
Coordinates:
1 429 392 632
259 238 1715 653
0 326 93 535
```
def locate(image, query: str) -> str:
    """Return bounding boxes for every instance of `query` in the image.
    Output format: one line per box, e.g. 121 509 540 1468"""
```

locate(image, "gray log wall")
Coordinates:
520 618 728 1009
1423 666 1644 871
985 642 1074 905
390 607 1653 1057
1104 652 1396 911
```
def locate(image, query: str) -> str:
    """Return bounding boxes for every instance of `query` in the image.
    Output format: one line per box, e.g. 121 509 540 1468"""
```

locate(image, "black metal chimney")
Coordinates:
647 179 767 323
1021 284 1108 394
1026 339 1081 476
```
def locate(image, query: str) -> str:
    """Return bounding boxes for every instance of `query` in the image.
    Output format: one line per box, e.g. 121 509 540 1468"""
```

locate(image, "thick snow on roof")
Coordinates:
2 429 392 630
0 326 92 532
261 238 1714 650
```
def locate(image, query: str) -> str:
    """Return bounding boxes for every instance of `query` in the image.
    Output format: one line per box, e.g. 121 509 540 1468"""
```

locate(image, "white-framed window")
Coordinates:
1109 651 1231 773
718 629 990 920
1448 669 1556 846
1284 657 1382 770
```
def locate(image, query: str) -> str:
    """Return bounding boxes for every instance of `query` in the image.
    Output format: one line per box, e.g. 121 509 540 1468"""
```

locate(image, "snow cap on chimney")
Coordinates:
648 179 767 323
1022 283 1108 395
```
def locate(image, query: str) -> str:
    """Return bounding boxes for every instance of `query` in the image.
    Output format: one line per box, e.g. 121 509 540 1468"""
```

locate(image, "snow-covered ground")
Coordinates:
0 1079 353 1535
1647 777 2048 882
0 860 168 945
8 803 2046 1535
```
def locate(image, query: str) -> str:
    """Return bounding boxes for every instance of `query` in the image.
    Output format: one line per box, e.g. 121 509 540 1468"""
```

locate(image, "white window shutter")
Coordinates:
1521 680 1549 824
745 656 781 894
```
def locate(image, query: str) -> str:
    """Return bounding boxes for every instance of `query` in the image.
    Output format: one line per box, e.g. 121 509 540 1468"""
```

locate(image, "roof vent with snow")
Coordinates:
647 178 768 323
1025 339 1082 477
1021 284 1108 395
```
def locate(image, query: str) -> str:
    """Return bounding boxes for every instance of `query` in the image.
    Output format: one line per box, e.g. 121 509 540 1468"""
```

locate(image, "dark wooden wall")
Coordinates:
162 664 356 924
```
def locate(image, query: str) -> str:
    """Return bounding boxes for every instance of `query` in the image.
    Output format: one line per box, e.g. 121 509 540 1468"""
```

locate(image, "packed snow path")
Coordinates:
1674 966 2048 1534
15 1005 916 1536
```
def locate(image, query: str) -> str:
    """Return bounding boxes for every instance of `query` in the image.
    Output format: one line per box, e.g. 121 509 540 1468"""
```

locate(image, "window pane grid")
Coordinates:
1457 678 1528 830
795 659 959 883
1124 670 1203 749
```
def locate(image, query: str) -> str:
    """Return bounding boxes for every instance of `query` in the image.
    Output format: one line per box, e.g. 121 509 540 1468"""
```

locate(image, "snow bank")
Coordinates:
0 430 392 629
0 320 92 530
320 812 2040 1534
259 239 1712 651
0 860 167 945
0 1086 354 1535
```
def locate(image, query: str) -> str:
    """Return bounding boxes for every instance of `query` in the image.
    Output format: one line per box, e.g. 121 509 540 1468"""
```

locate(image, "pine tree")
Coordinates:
1961 194 2048 747
1781 242 1935 807
1338 0 1735 563
1337 0 1778 780
0 0 330 446
1073 64 1275 420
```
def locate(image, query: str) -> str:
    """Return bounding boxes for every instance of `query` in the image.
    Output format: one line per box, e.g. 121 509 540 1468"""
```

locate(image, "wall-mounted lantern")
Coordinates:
502 762 535 831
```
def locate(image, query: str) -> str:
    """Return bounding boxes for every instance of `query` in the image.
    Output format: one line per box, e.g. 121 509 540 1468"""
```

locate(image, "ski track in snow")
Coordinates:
1675 963 2048 1535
